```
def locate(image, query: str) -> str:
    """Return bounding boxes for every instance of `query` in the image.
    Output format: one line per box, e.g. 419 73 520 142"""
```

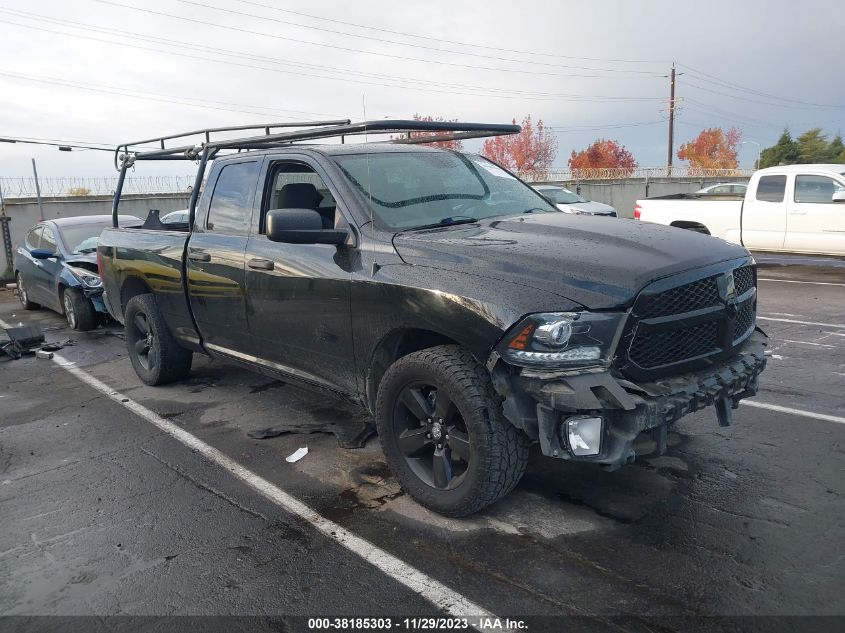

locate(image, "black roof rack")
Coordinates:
115 119 520 168
111 118 520 227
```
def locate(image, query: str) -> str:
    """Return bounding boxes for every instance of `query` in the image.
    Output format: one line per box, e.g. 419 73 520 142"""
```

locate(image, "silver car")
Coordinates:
533 185 617 216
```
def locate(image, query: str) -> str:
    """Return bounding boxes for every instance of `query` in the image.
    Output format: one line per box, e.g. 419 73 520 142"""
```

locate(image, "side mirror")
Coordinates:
832 191 845 203
266 209 349 245
31 248 57 260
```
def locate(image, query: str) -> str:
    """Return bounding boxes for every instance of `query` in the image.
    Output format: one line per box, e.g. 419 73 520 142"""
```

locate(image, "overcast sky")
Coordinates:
0 0 843 179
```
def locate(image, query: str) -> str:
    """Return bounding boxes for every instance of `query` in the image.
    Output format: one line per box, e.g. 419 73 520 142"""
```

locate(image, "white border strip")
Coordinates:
740 400 845 425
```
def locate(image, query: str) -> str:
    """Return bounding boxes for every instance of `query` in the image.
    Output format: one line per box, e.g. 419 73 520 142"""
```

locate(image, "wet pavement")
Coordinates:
1 259 843 631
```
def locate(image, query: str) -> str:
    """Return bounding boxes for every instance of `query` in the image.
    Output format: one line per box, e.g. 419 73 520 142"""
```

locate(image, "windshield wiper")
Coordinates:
403 216 479 231
74 247 97 254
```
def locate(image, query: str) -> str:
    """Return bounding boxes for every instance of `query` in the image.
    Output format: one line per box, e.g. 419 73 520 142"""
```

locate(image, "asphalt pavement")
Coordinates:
1 259 843 633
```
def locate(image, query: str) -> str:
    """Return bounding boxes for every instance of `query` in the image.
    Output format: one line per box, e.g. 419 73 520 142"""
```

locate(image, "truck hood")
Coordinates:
65 253 100 273
392 213 749 309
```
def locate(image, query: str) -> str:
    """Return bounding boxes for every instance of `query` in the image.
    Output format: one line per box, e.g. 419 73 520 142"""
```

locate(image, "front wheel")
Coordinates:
375 345 530 517
63 288 98 331
124 293 192 385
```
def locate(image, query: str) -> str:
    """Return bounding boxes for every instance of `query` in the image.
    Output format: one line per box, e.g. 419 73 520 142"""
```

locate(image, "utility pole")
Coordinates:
31 158 45 221
667 63 676 176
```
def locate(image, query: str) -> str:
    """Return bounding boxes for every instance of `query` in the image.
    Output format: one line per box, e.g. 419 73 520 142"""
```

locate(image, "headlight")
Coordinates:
498 312 626 368
67 266 103 288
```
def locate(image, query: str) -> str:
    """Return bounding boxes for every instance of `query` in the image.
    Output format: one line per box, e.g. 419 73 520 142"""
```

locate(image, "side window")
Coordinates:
206 161 260 234
794 175 842 203
756 175 787 203
25 227 41 250
263 162 341 231
40 226 57 253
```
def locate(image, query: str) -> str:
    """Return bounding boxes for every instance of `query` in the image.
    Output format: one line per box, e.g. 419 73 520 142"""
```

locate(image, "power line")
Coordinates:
94 0 666 79
0 16 665 103
550 120 664 132
677 63 845 109
0 69 344 121
681 77 842 110
172 0 665 75
0 136 115 151
0 8 662 99
231 0 670 65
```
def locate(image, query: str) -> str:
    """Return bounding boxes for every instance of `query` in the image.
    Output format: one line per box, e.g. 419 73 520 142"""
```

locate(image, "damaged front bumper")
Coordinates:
492 329 768 468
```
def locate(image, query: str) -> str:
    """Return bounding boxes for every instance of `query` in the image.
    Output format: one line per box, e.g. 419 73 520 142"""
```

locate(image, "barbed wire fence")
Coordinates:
523 167 755 183
0 175 196 198
0 167 755 198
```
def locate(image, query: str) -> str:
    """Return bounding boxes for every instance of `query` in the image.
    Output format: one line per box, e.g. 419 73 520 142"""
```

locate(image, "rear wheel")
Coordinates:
376 345 530 517
62 288 98 331
124 293 192 385
16 273 39 310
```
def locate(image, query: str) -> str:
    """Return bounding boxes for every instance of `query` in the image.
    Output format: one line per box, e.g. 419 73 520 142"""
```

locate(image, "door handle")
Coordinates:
247 258 274 271
188 251 211 262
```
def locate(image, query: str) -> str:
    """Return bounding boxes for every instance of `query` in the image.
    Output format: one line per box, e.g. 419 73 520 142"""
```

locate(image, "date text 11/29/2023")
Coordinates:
307 617 528 631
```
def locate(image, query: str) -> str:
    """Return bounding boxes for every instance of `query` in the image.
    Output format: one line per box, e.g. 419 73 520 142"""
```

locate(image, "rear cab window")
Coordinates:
755 175 787 202
794 175 845 203
205 161 261 234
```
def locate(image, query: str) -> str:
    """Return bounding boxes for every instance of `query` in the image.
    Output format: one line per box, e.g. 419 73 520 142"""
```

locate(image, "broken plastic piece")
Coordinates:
715 396 733 427
285 447 308 463
35 350 54 359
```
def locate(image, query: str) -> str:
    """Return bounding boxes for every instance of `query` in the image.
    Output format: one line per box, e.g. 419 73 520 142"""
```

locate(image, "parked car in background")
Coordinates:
13 215 141 330
696 183 748 195
162 209 189 225
532 184 617 216
635 164 845 255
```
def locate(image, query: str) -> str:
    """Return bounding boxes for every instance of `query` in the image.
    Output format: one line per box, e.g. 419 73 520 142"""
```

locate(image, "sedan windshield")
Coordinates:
539 187 586 204
332 151 556 230
60 223 110 254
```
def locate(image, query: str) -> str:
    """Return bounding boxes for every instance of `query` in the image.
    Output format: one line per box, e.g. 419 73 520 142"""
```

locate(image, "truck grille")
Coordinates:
620 264 757 379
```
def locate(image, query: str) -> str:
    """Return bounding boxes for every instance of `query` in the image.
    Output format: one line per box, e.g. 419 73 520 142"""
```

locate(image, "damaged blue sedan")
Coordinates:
13 214 140 330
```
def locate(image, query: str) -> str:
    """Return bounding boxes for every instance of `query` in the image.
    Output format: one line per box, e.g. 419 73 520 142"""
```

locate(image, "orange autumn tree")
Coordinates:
677 127 742 171
405 113 464 150
480 115 557 177
568 139 637 177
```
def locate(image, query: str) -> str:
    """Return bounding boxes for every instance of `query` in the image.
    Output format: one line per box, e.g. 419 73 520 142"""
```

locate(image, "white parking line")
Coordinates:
758 278 845 287
0 325 498 628
740 400 845 425
759 316 845 329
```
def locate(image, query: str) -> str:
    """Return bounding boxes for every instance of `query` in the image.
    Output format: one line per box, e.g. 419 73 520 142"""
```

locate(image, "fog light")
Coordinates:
565 416 603 456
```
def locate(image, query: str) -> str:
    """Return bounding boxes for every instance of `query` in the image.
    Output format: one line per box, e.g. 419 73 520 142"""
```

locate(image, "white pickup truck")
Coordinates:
635 164 845 256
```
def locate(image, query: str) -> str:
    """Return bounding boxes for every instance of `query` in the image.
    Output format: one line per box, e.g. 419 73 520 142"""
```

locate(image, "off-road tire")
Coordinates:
62 287 98 331
125 293 192 385
376 345 530 517
16 273 39 310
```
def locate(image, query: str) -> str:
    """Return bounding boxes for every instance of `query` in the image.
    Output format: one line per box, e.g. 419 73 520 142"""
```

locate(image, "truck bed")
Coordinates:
97 226 198 344
635 195 744 244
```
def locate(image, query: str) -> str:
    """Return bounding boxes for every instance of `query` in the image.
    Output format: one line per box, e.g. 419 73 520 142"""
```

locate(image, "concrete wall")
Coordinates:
547 177 748 219
1 193 190 276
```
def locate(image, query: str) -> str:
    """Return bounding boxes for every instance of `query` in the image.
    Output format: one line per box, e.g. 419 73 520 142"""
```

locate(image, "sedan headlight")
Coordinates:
67 266 103 288
498 312 626 368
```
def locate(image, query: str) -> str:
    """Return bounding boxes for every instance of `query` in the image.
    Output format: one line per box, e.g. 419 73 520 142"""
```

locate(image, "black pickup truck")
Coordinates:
98 120 767 516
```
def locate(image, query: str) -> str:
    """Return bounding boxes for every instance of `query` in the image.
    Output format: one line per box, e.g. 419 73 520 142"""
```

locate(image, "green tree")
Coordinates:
796 128 831 163
759 128 800 167
828 133 845 163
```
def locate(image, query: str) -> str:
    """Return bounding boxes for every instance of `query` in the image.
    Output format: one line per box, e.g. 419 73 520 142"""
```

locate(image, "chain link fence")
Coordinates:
0 175 196 198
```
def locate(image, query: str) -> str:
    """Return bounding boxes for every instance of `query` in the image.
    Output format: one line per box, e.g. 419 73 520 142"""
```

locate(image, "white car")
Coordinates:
635 164 845 255
533 185 617 216
695 183 748 195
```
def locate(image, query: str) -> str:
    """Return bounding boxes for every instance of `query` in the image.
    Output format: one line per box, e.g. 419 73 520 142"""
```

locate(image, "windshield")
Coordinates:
539 187 586 204
332 151 557 230
60 223 110 254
